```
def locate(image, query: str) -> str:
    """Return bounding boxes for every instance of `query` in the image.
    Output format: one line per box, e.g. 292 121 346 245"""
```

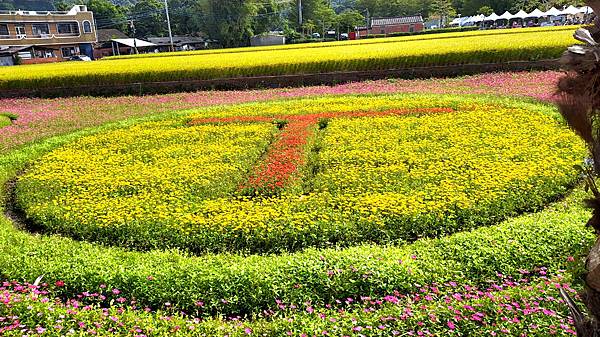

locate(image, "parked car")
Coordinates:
312 32 321 38
340 33 349 40
69 55 92 61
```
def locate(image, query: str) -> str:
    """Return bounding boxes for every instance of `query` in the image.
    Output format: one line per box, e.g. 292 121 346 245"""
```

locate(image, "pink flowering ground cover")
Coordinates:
0 71 562 153
0 270 581 336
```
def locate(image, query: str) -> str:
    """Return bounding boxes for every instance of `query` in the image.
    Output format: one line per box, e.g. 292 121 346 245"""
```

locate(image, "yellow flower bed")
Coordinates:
0 27 575 91
15 95 586 254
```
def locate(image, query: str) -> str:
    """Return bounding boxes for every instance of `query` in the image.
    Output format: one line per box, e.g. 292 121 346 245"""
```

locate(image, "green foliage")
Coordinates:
478 5 493 15
88 0 126 27
0 116 11 128
0 113 16 128
129 0 165 38
337 9 365 33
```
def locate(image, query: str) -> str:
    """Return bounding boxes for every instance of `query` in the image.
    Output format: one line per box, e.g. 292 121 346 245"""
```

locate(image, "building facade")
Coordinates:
0 5 96 63
357 15 424 37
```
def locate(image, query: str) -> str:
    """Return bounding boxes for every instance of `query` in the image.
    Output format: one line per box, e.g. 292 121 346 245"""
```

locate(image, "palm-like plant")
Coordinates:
558 1 600 335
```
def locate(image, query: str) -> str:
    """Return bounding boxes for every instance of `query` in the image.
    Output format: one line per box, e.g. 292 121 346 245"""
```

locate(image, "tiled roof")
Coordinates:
96 29 128 42
371 16 423 26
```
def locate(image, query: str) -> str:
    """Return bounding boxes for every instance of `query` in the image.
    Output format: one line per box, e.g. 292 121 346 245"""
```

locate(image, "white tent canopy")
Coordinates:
562 5 581 15
458 16 472 25
579 6 592 14
526 8 546 17
484 12 500 21
498 11 515 20
544 7 563 16
111 38 156 48
513 10 529 19
471 14 485 22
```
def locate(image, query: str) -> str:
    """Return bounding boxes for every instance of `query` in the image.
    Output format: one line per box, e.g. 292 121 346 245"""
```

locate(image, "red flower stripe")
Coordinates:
189 107 455 195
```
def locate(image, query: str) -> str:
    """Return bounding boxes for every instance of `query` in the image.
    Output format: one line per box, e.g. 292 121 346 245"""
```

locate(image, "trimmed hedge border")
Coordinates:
0 94 593 318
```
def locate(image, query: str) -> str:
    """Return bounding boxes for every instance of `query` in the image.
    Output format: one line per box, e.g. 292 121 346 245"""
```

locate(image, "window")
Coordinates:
15 24 26 37
0 24 8 37
82 20 92 33
31 23 50 36
61 46 78 58
57 22 79 35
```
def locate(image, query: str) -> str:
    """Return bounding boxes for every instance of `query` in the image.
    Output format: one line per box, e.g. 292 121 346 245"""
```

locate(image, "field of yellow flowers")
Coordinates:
15 94 586 254
0 92 594 336
0 26 576 93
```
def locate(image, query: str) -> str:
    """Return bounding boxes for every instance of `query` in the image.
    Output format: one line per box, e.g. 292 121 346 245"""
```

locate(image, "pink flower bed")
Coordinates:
0 71 562 152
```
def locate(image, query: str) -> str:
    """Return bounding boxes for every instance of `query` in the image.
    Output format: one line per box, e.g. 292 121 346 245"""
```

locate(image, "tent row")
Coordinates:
450 5 592 26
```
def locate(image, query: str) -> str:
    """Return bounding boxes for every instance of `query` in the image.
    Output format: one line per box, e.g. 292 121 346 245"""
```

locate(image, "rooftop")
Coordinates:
0 5 89 16
97 29 129 43
371 15 424 26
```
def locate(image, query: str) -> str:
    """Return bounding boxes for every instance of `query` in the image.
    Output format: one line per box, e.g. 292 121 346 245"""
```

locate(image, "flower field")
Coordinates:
0 27 576 92
15 95 585 254
105 25 575 61
0 71 562 152
0 79 595 336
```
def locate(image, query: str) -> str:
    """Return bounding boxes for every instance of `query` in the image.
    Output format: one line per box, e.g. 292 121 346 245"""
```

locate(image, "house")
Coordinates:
94 28 128 59
146 36 215 52
356 15 424 37
0 5 97 64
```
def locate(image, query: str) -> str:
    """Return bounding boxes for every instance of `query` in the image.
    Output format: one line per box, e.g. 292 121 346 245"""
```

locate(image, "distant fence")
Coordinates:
0 59 560 98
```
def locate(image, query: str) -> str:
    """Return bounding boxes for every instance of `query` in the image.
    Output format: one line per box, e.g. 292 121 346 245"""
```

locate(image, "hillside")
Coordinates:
0 0 54 10
0 0 138 11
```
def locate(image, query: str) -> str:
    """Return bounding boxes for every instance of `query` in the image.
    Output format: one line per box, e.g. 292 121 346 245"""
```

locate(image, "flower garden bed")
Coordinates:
0 92 594 335
14 95 585 254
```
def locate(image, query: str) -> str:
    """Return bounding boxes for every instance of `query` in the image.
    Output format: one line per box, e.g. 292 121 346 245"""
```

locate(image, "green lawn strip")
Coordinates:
0 94 593 317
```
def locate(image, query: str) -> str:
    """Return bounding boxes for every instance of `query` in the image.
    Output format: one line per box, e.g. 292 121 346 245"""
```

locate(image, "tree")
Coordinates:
167 0 199 35
313 4 338 36
302 19 317 35
87 0 127 32
477 5 493 15
557 2 600 335
200 0 260 47
429 0 455 27
128 0 165 38
337 9 364 33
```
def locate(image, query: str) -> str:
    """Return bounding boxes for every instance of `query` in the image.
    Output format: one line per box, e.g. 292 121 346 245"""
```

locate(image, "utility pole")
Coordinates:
128 19 138 54
164 0 174 52
298 0 302 26
366 8 370 37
